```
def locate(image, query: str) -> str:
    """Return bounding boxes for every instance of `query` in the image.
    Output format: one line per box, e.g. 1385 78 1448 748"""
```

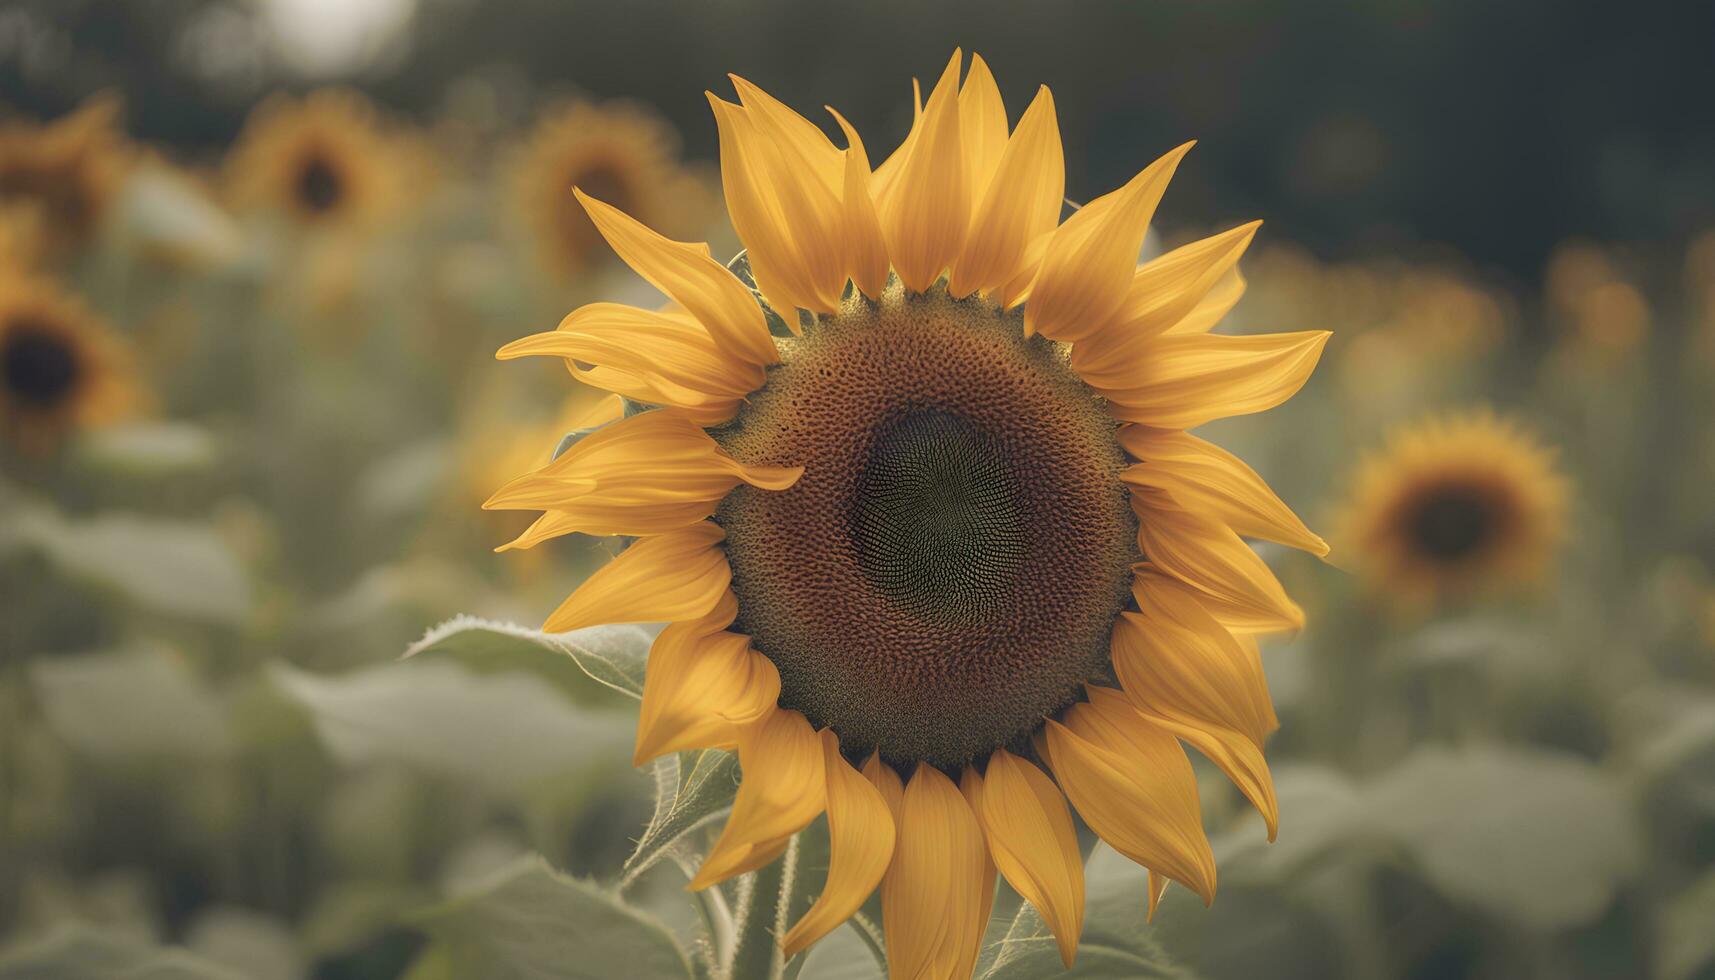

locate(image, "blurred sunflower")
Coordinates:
225 89 405 230
0 273 140 453
0 94 130 259
1337 412 1567 606
486 52 1328 975
508 100 709 279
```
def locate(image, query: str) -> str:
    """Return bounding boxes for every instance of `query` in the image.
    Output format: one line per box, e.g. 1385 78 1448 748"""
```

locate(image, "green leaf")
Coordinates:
410 855 693 980
1366 746 1642 930
621 749 741 889
793 923 884 980
8 507 251 624
74 421 220 476
1660 866 1715 980
981 843 1199 979
0 925 245 980
1215 764 1375 888
406 615 651 700
270 659 632 797
31 646 235 763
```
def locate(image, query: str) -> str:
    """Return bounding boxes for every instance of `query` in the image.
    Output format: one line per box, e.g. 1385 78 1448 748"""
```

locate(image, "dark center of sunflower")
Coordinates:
295 153 344 213
1 322 80 407
713 284 1137 768
1406 485 1496 562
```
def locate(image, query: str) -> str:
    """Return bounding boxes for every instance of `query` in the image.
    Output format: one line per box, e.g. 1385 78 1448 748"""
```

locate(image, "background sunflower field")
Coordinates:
2 1 1712 978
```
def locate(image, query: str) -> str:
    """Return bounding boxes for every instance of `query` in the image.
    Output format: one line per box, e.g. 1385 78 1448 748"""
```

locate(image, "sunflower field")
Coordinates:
2 2 1713 979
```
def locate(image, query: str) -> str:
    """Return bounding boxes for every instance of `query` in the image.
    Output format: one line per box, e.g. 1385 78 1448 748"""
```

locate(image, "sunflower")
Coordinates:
0 273 140 452
1338 412 1567 605
0 94 130 259
486 52 1327 974
225 89 404 230
508 100 709 279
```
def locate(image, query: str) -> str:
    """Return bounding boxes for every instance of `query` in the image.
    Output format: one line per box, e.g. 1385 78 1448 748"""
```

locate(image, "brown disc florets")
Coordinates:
713 282 1137 767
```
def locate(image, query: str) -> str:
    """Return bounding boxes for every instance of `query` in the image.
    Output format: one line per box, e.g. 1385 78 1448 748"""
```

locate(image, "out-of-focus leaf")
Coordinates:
621 749 739 888
0 925 244 980
981 842 1199 979
355 437 452 522
1367 746 1641 930
8 507 251 624
1660 867 1715 980
31 646 234 763
270 659 631 797
184 907 306 980
114 162 243 269
410 855 693 980
405 615 651 700
75 422 219 476
794 922 884 980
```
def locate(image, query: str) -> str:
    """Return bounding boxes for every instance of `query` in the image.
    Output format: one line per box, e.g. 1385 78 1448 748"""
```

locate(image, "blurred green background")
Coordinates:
1 1 1713 978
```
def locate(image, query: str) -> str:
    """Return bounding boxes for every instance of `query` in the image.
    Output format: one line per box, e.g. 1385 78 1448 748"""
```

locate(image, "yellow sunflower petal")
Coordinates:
875 51 968 293
1069 222 1261 378
1133 494 1304 633
956 769 999 980
1146 870 1169 923
1097 330 1330 429
1145 711 1278 843
541 522 729 633
1119 426 1328 556
572 393 627 430
783 731 897 958
879 765 990 980
690 708 826 889
633 623 780 764
977 749 1085 967
958 53 1009 210
1163 267 1246 336
1024 141 1194 342
1046 692 1216 903
707 93 845 315
827 108 890 300
949 86 1064 299
575 190 778 367
1115 574 1277 746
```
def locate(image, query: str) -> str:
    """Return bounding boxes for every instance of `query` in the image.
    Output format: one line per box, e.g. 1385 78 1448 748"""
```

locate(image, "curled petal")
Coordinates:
783 731 897 957
633 596 781 764
1024 142 1194 342
690 708 826 889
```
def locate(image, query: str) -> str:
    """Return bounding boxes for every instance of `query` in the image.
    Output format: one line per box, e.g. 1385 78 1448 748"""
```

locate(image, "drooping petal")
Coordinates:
1097 330 1331 429
827 108 891 300
499 302 765 424
976 750 1085 967
1024 142 1194 342
708 92 846 315
1133 494 1304 633
541 522 729 633
690 708 826 889
1115 573 1278 746
1045 692 1216 903
1146 871 1169 923
1119 426 1328 555
958 53 1009 210
782 730 897 957
1069 222 1261 378
633 593 781 764
879 765 990 980
875 52 968 293
949 86 1064 299
956 770 999 980
483 410 802 538
575 190 778 367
